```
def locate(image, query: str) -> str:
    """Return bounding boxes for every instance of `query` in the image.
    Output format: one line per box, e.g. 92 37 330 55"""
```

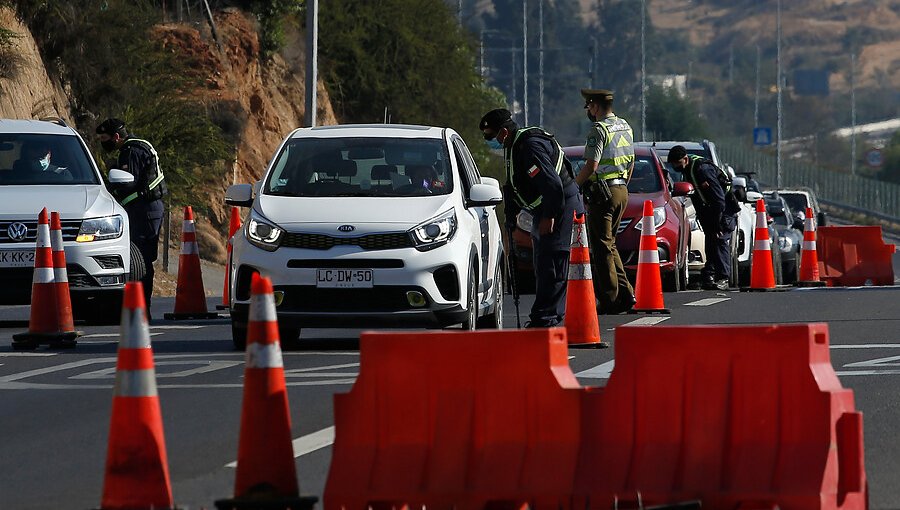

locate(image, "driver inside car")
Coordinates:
406 164 442 190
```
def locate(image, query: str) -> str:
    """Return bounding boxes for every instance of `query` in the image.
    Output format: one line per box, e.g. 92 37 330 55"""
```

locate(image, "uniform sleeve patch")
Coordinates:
586 136 598 147
528 165 540 177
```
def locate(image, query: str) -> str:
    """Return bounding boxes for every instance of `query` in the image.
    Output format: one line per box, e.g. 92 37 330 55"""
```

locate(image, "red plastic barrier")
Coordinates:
324 328 582 510
817 225 895 286
575 323 867 510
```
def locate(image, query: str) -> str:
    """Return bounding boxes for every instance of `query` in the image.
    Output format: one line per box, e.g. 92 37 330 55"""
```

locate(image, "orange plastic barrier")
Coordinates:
324 328 582 510
817 225 895 287
575 323 866 510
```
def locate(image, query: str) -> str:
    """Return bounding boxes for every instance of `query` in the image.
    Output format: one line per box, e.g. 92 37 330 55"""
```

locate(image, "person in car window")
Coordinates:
406 164 438 189
13 142 72 181
480 108 584 328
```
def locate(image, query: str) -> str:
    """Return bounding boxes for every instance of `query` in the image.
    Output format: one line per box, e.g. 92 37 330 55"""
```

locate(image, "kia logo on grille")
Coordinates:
7 222 27 242
337 225 355 232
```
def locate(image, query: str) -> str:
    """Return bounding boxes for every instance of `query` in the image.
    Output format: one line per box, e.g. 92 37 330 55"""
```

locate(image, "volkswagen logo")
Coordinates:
337 225 355 232
7 222 27 242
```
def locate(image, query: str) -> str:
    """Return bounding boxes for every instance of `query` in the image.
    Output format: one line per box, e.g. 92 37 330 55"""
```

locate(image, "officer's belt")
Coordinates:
606 178 627 186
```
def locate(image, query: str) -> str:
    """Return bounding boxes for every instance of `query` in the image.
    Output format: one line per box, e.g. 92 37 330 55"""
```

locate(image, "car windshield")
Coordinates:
767 201 791 226
0 134 99 185
780 193 808 213
264 137 453 197
567 154 662 193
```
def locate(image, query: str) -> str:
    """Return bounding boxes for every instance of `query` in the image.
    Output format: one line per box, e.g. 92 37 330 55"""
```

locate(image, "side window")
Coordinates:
451 136 480 193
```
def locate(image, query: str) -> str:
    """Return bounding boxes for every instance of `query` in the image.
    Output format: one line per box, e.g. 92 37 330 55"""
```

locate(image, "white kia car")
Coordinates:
0 119 141 323
225 124 505 349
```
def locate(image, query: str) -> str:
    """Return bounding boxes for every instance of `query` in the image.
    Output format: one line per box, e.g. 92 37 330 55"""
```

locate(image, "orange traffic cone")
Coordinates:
749 199 777 290
564 212 607 348
218 207 242 310
12 208 81 349
215 273 317 510
100 281 174 510
165 206 217 320
632 200 670 314
797 207 826 287
50 211 77 335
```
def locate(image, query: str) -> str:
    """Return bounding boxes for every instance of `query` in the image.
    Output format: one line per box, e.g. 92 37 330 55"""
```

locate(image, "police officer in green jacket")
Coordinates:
574 89 636 314
96 118 168 314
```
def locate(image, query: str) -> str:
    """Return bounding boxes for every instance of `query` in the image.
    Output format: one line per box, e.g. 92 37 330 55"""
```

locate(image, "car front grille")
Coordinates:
93 255 123 269
281 232 413 251
0 219 82 243
617 218 632 235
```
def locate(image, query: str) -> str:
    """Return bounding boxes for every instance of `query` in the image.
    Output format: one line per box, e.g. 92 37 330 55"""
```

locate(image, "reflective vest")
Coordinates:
119 138 167 205
504 127 570 210
593 114 634 181
685 154 731 205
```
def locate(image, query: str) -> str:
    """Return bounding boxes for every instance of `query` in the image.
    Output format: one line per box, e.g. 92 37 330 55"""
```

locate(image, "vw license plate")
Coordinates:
0 250 34 268
316 268 373 288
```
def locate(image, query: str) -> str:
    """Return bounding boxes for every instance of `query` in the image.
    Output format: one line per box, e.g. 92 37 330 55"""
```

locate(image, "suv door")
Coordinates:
451 136 492 293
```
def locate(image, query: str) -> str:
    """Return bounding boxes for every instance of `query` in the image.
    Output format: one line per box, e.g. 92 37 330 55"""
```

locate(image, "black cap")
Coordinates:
667 145 688 165
479 108 512 135
581 88 614 104
96 118 126 135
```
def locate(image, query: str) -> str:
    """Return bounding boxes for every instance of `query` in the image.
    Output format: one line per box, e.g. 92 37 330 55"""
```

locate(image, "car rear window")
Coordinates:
0 134 99 185
264 137 453 197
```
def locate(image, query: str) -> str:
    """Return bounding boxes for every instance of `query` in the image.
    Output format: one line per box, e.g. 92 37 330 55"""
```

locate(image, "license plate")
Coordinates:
316 268 373 288
0 250 34 268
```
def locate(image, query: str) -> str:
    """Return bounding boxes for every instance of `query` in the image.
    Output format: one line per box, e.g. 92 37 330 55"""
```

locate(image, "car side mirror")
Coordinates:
225 183 254 207
672 181 693 197
467 183 503 207
107 169 135 185
817 211 827 226
746 190 764 203
481 176 501 189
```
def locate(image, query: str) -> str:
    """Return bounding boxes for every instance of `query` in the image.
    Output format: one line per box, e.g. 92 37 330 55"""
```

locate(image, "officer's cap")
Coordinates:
581 88 614 105
667 145 688 165
96 118 126 135
479 108 512 138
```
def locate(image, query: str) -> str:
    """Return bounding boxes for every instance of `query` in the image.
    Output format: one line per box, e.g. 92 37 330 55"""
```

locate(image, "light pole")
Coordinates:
776 0 783 188
304 0 319 128
850 52 857 176
522 0 528 126
538 0 544 127
640 0 646 141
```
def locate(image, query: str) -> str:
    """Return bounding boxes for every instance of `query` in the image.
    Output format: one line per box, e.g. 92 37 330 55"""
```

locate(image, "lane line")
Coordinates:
83 332 163 339
0 379 356 390
0 353 58 357
836 370 900 376
684 297 731 306
149 325 204 330
574 360 614 379
225 425 336 468
624 316 670 326
831 344 900 349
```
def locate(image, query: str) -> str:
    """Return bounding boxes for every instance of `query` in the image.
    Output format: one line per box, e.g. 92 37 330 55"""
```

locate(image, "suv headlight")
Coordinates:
516 210 533 232
410 209 457 251
634 206 666 231
76 215 123 242
778 235 793 253
246 211 283 252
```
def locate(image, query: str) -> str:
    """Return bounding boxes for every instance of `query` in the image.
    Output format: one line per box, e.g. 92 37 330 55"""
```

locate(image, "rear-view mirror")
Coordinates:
108 169 135 185
672 181 693 197
347 147 384 160
467 183 503 207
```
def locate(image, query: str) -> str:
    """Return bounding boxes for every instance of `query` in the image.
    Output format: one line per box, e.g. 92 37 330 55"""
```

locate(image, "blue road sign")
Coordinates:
753 127 772 146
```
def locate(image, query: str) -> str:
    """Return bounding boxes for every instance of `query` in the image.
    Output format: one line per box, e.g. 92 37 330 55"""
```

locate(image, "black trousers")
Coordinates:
530 240 570 326
698 212 733 281
127 199 164 308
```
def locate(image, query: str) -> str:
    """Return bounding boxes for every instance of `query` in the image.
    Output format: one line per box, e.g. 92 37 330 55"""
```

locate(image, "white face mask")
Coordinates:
38 155 50 171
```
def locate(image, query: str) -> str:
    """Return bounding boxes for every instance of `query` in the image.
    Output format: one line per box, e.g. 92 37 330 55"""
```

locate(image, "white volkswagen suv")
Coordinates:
226 124 505 349
0 119 140 323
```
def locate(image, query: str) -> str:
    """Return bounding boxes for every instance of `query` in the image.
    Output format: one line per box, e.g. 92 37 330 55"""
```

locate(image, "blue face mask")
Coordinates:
486 138 503 150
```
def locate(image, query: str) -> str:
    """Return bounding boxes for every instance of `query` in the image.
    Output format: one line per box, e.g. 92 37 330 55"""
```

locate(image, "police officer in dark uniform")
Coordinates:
667 145 739 290
96 118 168 311
480 108 584 328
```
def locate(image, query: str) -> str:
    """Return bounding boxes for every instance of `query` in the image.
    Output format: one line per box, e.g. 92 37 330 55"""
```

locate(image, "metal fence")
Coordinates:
718 138 900 221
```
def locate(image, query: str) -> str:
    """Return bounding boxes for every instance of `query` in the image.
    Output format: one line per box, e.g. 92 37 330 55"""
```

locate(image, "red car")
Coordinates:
511 145 693 291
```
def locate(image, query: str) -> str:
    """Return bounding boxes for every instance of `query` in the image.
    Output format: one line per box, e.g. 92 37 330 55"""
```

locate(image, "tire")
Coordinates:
127 242 146 282
784 258 798 284
772 244 784 285
477 259 504 329
231 309 248 351
460 268 478 331
729 225 740 288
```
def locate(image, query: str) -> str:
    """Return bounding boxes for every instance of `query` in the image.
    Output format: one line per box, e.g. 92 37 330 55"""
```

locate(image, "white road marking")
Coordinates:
0 379 356 390
149 325 204 330
0 353 58 357
684 297 731 306
568 355 575 360
82 332 163 338
831 344 900 349
843 355 900 368
836 370 900 376
70 360 243 379
623 316 670 326
574 360 615 379
225 426 336 468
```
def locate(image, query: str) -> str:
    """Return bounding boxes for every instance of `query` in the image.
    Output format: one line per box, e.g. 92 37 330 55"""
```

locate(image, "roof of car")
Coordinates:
0 119 76 135
290 124 446 139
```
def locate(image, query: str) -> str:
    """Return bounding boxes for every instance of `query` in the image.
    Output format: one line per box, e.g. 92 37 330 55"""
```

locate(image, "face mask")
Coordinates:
38 155 50 171
101 140 118 152
486 138 502 150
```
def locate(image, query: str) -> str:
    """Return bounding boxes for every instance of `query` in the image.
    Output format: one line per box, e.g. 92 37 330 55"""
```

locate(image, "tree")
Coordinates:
645 84 708 141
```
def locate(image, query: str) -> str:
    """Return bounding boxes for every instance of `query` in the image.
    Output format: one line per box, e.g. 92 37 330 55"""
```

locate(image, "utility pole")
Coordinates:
640 0 646 141
511 45 517 114
729 44 734 84
304 0 319 127
851 51 857 176
522 0 528 126
479 30 485 79
457 0 462 25
538 0 544 127
754 44 760 128
776 0 783 188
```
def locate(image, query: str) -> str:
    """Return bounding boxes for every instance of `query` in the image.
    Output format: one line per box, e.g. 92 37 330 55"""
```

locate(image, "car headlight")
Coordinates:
634 206 666 231
516 210 533 232
246 212 283 252
410 209 457 251
778 235 793 253
76 215 123 242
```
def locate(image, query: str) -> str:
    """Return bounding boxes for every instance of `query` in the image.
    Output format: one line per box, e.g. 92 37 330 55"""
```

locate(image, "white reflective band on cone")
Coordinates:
53 267 68 283
754 239 771 251
182 220 195 233
638 250 660 264
568 262 592 280
51 230 64 249
805 218 815 232
32 267 54 284
802 241 816 251
249 293 277 322
114 369 158 397
246 342 284 369
36 225 51 248
571 224 588 248
181 241 199 256
120 309 152 349
755 213 766 229
642 216 655 235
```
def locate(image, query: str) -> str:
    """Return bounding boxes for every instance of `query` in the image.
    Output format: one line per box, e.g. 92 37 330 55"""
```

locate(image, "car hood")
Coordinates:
256 194 455 232
0 185 116 220
623 191 669 217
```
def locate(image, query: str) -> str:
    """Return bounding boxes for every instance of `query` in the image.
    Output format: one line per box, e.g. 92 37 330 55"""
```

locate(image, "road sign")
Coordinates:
753 127 772 146
865 148 883 168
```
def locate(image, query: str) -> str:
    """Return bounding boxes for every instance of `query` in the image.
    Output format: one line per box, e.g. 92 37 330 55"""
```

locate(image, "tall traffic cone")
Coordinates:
632 200 670 314
564 212 607 348
50 211 77 335
748 198 777 290
215 274 317 510
100 281 174 510
218 207 242 310
164 206 218 320
12 208 81 349
797 206 826 287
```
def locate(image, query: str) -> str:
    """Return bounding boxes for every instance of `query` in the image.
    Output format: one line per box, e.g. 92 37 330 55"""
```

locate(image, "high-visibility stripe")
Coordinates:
36 224 51 248
568 262 592 280
53 267 68 283
245 342 284 369
570 224 589 248
598 154 636 167
638 250 660 264
114 369 158 397
754 239 771 251
182 221 195 233
802 241 816 251
120 309 152 349
181 241 199 256
249 293 277 322
805 218 815 232
641 216 656 235
755 213 767 229
51 229 63 250
32 267 54 284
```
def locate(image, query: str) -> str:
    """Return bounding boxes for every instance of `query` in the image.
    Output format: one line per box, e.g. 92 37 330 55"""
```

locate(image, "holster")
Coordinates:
586 179 612 203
